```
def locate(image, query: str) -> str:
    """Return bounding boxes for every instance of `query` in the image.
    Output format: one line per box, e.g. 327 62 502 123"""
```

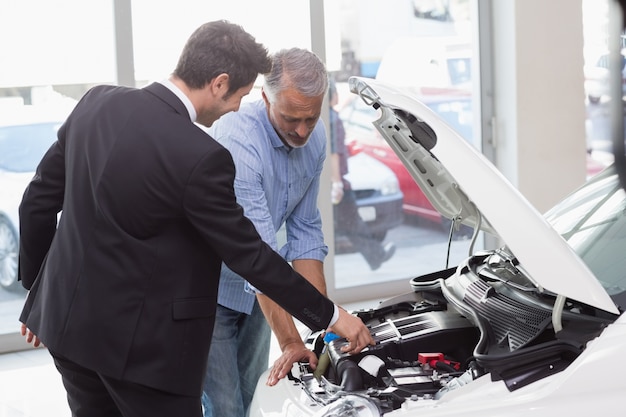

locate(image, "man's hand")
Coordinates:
266 341 317 386
258 260 328 386
328 307 375 355
20 323 43 348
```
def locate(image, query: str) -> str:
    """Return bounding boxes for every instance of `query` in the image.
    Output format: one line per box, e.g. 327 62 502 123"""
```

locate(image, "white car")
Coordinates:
250 77 626 417
584 52 626 103
375 36 472 92
0 104 72 291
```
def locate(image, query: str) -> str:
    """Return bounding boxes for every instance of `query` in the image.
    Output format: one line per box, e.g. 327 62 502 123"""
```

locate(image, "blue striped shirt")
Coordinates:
209 100 328 315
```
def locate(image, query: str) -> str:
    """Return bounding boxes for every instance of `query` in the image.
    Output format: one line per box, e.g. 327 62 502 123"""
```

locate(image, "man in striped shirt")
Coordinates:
202 48 331 417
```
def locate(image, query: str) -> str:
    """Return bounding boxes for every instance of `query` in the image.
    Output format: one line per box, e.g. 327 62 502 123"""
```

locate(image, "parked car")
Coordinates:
0 104 71 291
342 152 404 242
340 89 473 236
584 52 626 104
250 77 625 417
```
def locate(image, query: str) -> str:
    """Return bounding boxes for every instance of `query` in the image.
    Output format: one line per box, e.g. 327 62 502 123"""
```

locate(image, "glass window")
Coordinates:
0 0 316 351
0 0 488 349
327 0 480 296
0 0 115 348
583 0 617 176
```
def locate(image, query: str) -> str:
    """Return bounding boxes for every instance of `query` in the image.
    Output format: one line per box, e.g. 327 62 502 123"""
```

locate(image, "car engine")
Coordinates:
292 251 614 414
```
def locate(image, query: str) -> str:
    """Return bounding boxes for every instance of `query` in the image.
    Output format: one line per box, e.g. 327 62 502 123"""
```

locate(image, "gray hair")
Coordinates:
263 48 328 103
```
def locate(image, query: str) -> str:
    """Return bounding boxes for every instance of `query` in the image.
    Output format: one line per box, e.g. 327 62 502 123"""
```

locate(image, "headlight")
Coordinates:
380 175 400 196
312 394 381 417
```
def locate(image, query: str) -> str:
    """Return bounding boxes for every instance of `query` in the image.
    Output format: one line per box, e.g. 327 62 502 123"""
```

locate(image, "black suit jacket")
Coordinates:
18 82 334 396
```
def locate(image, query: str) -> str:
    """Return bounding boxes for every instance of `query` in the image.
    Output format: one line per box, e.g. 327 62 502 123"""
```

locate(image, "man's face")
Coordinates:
263 88 324 149
197 82 254 127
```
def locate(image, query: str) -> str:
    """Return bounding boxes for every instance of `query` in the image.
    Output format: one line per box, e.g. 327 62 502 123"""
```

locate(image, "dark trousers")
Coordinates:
50 351 202 417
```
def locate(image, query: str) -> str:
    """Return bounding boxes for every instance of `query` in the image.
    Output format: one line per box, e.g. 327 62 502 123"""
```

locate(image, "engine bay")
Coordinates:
291 254 615 414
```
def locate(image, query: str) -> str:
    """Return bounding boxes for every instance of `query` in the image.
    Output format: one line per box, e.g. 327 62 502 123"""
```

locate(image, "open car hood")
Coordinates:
348 76 618 314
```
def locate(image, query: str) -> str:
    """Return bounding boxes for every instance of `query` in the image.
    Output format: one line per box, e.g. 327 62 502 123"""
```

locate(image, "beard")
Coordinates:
279 130 310 149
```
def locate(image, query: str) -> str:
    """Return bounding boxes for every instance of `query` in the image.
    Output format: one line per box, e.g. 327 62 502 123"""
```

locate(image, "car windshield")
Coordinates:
0 122 60 172
543 167 626 309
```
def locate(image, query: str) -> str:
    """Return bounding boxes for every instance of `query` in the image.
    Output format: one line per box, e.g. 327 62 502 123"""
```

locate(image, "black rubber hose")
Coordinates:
336 359 364 392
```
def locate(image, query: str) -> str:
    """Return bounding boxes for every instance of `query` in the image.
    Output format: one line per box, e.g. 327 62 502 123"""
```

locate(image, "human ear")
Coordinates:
212 73 230 95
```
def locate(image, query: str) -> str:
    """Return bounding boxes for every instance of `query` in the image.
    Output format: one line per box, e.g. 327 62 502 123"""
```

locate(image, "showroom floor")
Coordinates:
0 299 377 416
0 347 69 416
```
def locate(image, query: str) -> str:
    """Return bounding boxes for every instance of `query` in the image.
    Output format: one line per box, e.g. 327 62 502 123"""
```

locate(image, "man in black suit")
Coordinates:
18 20 374 417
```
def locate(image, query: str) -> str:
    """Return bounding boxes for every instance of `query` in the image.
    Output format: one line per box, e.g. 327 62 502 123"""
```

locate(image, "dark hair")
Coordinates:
263 48 328 103
173 20 272 95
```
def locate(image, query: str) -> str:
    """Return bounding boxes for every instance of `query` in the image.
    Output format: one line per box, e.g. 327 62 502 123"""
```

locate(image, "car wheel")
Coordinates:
0 214 20 292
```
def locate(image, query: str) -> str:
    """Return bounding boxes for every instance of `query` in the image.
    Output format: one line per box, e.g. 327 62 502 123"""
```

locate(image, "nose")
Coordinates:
294 122 311 138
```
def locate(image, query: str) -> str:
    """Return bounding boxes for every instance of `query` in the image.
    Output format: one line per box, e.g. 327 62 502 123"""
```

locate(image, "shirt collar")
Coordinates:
158 78 197 122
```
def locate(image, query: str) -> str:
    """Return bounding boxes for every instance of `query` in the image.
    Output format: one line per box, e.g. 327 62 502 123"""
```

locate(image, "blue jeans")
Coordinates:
202 301 270 417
